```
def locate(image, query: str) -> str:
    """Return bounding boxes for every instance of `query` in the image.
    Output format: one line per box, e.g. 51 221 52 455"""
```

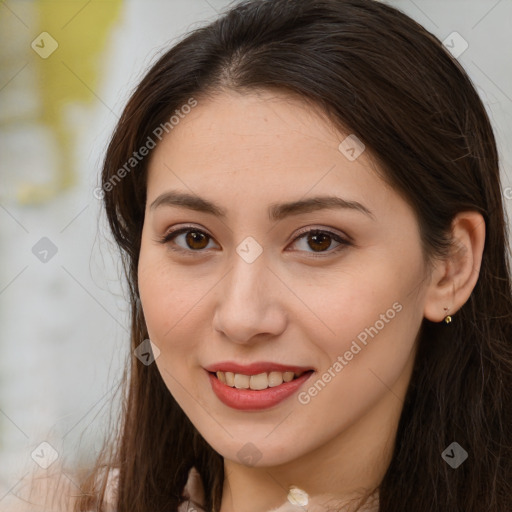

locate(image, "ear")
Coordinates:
423 211 486 322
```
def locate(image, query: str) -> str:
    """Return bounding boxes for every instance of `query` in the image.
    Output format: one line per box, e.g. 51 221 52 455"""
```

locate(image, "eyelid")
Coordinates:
286 226 351 257
290 225 352 245
157 224 218 255
157 223 351 257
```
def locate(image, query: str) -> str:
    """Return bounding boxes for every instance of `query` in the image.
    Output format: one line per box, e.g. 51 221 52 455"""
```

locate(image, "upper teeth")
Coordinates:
216 371 303 390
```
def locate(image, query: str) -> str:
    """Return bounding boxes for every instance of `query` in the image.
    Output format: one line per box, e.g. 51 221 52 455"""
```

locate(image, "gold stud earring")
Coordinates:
443 307 452 324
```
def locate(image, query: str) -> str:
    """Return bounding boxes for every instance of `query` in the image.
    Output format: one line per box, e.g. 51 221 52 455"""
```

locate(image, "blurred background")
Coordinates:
0 0 511 502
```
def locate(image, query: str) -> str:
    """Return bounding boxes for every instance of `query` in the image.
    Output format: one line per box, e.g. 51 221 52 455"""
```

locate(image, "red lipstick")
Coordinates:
204 361 315 411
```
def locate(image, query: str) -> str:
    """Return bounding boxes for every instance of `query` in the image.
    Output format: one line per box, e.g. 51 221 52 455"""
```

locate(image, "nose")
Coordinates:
212 251 288 345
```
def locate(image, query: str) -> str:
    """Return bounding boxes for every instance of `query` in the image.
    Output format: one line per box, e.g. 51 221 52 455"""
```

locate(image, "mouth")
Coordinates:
205 367 315 410
208 369 315 391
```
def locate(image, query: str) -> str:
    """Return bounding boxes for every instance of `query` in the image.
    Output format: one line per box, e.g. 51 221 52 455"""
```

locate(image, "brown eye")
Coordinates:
160 227 216 253
159 226 350 258
290 229 350 256
306 232 332 252
184 230 210 250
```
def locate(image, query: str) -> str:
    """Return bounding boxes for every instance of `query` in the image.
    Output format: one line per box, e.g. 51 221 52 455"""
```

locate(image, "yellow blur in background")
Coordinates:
1 0 122 204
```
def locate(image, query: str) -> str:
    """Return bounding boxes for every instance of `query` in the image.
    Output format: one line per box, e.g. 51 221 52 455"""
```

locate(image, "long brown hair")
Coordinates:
72 0 512 510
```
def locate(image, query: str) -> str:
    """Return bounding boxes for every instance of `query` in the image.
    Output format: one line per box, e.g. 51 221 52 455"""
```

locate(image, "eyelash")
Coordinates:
157 225 351 258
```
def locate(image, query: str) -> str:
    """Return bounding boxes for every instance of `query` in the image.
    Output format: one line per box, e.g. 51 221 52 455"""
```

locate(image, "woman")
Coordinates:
8 0 512 510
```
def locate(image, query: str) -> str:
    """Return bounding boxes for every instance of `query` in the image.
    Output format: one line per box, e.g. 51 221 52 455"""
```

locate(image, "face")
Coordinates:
138 89 429 468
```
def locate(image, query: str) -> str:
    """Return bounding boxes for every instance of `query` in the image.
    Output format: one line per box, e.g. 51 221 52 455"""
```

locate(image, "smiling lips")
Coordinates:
204 361 315 410
204 361 313 389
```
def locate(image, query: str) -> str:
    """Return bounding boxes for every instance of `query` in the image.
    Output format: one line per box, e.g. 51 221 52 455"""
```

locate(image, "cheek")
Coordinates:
137 254 205 402
307 251 424 393
293 297 419 450
137 244 217 396
138 242 200 342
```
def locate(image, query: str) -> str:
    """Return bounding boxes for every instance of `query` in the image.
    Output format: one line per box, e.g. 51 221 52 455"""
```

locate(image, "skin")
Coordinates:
137 89 485 512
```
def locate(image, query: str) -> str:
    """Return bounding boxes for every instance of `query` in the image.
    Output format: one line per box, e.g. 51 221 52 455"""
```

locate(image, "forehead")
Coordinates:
155 89 344 159
145 89 395 216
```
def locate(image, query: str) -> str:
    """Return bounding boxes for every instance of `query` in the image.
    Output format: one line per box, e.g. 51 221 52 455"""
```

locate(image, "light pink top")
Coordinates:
105 466 305 512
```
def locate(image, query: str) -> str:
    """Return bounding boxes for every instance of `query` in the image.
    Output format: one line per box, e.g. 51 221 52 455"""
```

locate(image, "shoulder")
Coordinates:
2 465 120 512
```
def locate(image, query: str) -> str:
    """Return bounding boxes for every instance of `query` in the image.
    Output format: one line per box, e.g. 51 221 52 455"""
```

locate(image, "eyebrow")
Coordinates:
149 190 375 221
